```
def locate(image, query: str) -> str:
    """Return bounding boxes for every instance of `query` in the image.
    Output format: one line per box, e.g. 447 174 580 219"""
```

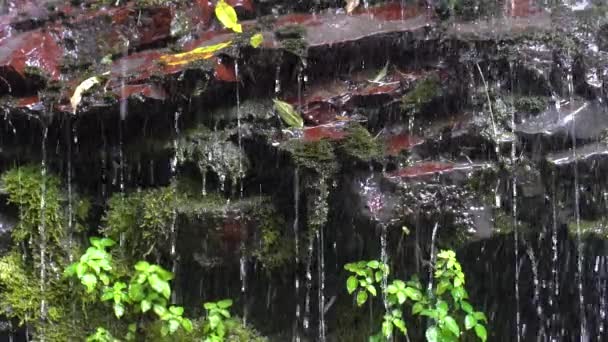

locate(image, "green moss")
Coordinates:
401 74 441 114
0 166 97 339
103 187 175 261
283 139 336 174
250 201 293 271
275 24 308 57
338 123 381 162
514 96 548 114
24 66 50 83
1 166 64 245
567 218 608 240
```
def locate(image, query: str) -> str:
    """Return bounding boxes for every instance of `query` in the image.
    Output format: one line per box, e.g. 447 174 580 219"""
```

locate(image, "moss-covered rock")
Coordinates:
401 74 441 115
337 123 381 162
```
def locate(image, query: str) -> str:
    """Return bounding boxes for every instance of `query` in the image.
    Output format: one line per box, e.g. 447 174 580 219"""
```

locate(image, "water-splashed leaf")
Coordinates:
70 76 101 114
215 0 242 33
345 0 360 14
273 99 304 128
371 62 389 83
250 33 264 48
474 324 487 341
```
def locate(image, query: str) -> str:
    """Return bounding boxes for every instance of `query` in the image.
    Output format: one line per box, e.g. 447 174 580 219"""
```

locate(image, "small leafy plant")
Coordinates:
65 237 192 340
344 250 488 342
202 299 234 342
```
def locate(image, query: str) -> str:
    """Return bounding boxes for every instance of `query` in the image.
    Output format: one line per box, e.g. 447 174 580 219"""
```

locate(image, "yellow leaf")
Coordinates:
250 33 264 48
70 76 101 114
215 0 242 33
159 41 232 66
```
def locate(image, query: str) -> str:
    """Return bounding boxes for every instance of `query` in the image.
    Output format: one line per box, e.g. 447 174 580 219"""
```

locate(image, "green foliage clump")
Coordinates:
401 75 441 114
345 250 488 342
65 237 193 340
338 123 381 162
103 187 175 261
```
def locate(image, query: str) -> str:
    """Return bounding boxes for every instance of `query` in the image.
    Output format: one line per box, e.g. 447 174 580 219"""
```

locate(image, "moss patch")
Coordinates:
338 123 381 162
401 74 441 114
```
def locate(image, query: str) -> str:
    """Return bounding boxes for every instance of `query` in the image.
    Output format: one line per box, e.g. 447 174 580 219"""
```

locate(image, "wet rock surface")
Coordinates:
2 0 608 341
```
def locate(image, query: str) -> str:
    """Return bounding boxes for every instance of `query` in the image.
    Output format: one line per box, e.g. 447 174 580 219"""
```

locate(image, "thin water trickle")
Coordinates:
235 60 248 323
293 168 301 342
39 125 49 342
67 119 74 263
303 234 314 333
317 228 326 342
427 222 439 295
169 109 181 304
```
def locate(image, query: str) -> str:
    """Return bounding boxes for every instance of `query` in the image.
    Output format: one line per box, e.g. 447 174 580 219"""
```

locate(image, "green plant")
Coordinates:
344 250 488 342
202 299 234 342
86 327 120 342
65 237 115 293
415 250 487 342
65 237 192 340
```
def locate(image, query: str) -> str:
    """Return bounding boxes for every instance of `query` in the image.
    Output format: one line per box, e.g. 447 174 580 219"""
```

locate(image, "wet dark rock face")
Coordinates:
2 0 608 341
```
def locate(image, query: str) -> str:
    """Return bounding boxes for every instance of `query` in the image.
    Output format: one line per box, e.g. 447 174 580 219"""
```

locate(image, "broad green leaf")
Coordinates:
76 263 87 278
386 284 398 294
393 318 407 334
374 270 383 283
473 311 488 322
169 306 184 316
346 276 358 294
204 302 218 310
81 273 97 292
474 324 487 341
273 99 304 128
114 302 125 318
366 260 380 269
149 273 171 299
215 0 242 33
382 320 393 338
208 315 221 329
436 280 451 295
426 326 438 342
134 261 150 272
181 318 193 332
404 287 422 301
356 290 368 306
396 291 406 304
168 319 180 334
454 276 463 287
366 285 377 296
219 309 231 318
250 33 264 48
465 314 477 330
443 315 460 336
99 273 110 286
141 299 152 313
412 302 424 315
154 304 167 317
64 264 76 277
460 300 473 314
129 283 145 302
217 299 233 309
101 289 114 301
